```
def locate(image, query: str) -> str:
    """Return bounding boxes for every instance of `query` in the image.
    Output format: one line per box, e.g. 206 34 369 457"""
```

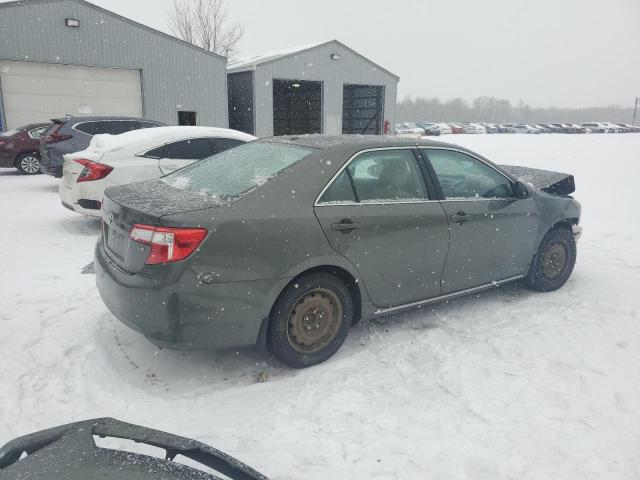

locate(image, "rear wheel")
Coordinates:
268 273 353 368
16 153 41 175
527 227 576 292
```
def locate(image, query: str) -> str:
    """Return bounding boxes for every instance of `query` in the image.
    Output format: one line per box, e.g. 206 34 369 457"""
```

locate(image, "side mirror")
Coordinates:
514 181 530 199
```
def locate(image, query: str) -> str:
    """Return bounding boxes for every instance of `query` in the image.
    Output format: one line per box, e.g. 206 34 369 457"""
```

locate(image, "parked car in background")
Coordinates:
580 122 608 133
40 116 165 177
59 126 256 216
96 135 580 368
416 123 442 136
511 125 541 134
395 123 425 135
568 123 591 134
449 123 465 134
482 123 500 134
538 123 563 133
601 122 625 133
617 123 640 133
534 124 552 133
0 123 49 174
463 123 487 134
435 123 453 135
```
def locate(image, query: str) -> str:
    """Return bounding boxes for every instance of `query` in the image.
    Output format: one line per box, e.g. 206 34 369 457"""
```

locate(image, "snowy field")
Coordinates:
1 134 639 479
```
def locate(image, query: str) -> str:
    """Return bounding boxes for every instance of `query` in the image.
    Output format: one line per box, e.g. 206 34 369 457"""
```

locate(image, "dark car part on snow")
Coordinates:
0 417 268 480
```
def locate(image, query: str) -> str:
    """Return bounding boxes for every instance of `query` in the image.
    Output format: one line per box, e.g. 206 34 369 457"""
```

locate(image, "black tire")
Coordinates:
267 273 353 368
527 227 576 292
15 153 41 175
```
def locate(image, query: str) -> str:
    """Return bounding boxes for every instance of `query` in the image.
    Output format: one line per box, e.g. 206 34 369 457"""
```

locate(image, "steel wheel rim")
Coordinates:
542 242 567 278
286 288 343 353
20 156 40 174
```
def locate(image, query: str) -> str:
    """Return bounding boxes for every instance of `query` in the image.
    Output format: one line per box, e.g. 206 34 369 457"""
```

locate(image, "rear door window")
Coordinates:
318 170 357 203
74 121 103 135
164 138 213 160
28 126 48 139
347 149 428 202
104 121 142 135
143 145 166 159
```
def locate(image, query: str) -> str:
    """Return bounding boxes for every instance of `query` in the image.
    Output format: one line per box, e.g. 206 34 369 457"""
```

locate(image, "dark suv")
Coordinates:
39 116 164 177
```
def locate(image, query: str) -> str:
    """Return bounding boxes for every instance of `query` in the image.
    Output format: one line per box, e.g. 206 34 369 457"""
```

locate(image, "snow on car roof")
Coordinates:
85 126 256 154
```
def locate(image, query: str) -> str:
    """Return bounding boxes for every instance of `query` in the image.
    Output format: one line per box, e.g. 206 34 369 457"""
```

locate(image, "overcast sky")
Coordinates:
5 0 639 108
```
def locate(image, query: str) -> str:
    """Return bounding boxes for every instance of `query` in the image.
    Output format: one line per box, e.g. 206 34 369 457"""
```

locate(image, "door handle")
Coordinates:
450 211 468 225
331 219 360 234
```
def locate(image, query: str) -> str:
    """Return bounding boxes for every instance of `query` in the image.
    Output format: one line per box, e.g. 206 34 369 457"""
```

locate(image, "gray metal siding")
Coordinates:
250 42 397 137
0 0 227 127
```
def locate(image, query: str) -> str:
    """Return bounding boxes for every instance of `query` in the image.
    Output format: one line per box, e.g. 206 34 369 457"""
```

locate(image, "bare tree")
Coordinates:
169 0 243 58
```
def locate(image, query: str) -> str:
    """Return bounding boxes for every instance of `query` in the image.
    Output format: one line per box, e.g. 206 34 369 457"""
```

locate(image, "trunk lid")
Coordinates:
102 180 219 273
500 165 575 196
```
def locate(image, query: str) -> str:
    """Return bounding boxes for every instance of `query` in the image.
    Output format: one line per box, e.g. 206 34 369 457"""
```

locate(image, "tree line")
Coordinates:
397 96 637 124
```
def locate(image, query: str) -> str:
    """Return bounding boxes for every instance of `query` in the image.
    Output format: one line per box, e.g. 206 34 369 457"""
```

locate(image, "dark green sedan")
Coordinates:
95 135 581 368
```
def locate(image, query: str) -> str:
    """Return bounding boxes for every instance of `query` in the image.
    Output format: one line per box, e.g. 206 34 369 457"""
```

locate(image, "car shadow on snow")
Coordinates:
94 312 291 392
93 282 536 391
346 281 536 353
61 216 101 236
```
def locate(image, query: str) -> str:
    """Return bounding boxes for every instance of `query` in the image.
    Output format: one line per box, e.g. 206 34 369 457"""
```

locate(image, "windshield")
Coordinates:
161 141 312 198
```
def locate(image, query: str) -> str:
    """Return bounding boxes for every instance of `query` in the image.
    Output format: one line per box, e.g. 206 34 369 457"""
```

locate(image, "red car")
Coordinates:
0 123 50 175
449 123 465 134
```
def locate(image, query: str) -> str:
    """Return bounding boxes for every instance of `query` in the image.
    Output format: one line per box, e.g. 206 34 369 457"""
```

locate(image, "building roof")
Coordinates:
0 0 225 61
227 39 399 80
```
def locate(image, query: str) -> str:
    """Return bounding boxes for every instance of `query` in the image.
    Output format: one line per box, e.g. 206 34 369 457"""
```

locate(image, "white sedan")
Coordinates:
59 126 256 216
463 123 487 134
512 124 542 134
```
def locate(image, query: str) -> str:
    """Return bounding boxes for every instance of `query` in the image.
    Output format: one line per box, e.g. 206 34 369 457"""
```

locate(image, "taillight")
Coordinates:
130 224 207 265
43 124 71 143
74 159 113 182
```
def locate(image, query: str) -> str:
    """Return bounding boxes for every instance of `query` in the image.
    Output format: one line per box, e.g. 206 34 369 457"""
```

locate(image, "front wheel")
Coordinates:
526 228 576 292
267 273 353 368
16 153 41 175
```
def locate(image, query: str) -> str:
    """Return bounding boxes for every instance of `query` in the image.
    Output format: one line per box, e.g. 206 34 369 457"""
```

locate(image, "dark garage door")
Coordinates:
273 79 322 136
343 84 384 134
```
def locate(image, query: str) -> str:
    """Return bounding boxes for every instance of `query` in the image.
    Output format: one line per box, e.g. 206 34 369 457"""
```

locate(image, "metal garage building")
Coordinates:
227 40 399 137
0 0 228 131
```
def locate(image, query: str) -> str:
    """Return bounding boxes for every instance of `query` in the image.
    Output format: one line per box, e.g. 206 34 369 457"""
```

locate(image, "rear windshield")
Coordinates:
161 141 312 198
0 128 20 137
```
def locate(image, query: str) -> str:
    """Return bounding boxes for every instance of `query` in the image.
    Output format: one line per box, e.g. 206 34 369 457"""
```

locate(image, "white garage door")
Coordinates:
0 61 143 130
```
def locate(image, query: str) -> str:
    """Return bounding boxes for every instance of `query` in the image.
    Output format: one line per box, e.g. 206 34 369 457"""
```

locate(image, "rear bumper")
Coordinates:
58 178 104 217
94 239 287 350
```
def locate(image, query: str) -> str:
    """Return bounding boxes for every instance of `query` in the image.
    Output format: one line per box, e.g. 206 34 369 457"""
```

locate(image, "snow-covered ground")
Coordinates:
1 134 639 479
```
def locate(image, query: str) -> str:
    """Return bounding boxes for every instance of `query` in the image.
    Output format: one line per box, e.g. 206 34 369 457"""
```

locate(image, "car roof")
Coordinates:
260 134 455 151
51 116 163 124
82 126 257 154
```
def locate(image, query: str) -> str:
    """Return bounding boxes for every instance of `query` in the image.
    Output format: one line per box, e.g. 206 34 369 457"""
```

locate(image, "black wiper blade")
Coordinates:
0 418 268 480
